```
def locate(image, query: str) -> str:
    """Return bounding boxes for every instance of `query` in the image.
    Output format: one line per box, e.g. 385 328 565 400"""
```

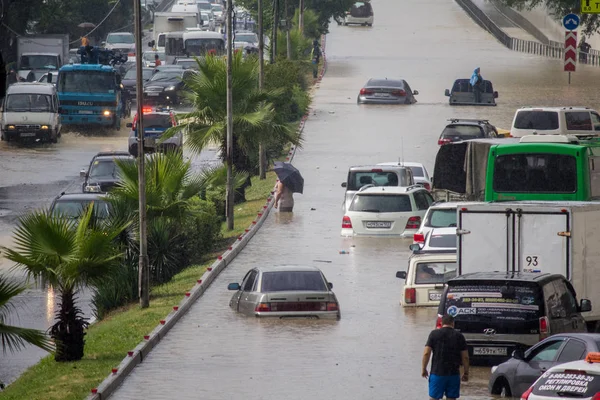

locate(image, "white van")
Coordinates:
0 82 61 143
343 0 374 26
510 106 600 138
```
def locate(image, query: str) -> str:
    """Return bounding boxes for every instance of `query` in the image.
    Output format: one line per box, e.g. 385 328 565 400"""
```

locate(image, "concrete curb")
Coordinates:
86 35 328 400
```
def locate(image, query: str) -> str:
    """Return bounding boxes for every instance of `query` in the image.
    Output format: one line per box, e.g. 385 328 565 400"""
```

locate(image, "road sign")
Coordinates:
582 0 600 13
564 31 577 72
563 14 580 30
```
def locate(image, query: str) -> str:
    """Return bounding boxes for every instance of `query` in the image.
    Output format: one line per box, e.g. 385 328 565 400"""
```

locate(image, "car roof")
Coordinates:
428 201 481 210
349 164 409 171
516 106 593 112
55 193 107 201
93 151 132 158
445 121 487 127
366 78 404 87
255 265 323 273
6 82 55 95
449 271 558 283
377 161 425 168
356 186 423 195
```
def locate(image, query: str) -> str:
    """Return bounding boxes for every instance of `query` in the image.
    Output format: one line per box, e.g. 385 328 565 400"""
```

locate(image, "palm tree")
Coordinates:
0 206 128 362
0 276 54 354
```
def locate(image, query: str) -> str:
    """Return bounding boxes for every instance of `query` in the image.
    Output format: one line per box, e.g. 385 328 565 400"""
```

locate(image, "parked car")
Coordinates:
122 67 153 100
343 0 374 26
414 201 479 244
341 185 433 237
438 118 500 145
227 265 341 320
378 162 431 190
127 107 183 156
80 151 134 193
143 68 195 105
489 333 600 398
410 227 457 252
444 78 498 106
50 192 110 219
357 78 418 104
519 352 600 399
396 250 457 307
341 165 415 211
510 106 600 138
437 272 592 363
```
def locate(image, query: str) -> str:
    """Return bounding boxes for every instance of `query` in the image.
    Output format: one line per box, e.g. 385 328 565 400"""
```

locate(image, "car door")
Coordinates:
560 280 587 332
230 269 254 312
513 338 566 397
237 269 259 315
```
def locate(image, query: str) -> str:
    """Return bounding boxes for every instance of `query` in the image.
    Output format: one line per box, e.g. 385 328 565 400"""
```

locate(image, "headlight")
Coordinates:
165 85 177 91
41 125 49 130
84 185 101 193
103 110 111 116
491 366 498 374
7 125 15 130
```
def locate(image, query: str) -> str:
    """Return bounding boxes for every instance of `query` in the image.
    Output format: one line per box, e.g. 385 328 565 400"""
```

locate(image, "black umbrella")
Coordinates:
273 161 304 194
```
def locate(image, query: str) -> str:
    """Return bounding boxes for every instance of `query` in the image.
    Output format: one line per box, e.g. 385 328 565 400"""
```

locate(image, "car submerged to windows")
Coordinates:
80 151 134 193
438 118 500 146
50 193 110 220
227 265 340 320
444 78 498 106
357 78 418 105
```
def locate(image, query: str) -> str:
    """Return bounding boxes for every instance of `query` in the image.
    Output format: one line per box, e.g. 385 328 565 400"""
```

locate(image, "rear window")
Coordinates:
441 125 484 140
532 371 600 398
442 282 542 334
426 209 457 228
414 262 457 284
260 271 327 292
140 114 172 129
52 200 110 219
514 111 559 130
350 194 412 213
350 2 373 17
427 233 456 249
493 154 577 193
347 171 402 190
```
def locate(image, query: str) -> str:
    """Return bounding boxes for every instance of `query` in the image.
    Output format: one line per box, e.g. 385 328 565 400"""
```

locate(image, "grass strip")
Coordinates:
0 172 277 400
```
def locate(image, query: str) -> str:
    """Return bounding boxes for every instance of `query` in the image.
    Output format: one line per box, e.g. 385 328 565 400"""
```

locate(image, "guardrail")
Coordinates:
455 0 512 48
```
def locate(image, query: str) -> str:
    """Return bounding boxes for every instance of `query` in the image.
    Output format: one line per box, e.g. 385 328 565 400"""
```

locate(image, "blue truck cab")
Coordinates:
57 63 122 129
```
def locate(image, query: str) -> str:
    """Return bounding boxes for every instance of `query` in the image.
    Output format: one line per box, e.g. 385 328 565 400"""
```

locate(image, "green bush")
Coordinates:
265 58 309 124
181 198 222 263
292 84 311 117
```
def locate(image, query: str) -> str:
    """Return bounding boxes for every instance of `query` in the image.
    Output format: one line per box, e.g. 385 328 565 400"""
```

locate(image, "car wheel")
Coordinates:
496 380 511 398
129 144 138 157
50 132 58 144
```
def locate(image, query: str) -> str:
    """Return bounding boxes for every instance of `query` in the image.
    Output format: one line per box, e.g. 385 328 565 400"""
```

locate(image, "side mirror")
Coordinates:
444 89 450 97
511 349 525 360
409 244 421 252
227 283 241 291
328 282 333 290
341 182 347 188
126 122 133 128
80 169 87 178
47 72 53 83
396 271 407 279
580 298 592 313
413 90 419 95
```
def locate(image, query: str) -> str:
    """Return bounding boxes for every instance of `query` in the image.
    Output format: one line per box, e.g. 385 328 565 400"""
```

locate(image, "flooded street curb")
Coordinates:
85 36 328 400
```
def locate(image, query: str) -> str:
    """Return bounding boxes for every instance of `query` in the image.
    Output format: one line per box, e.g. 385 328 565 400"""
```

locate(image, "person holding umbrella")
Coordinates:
273 161 304 212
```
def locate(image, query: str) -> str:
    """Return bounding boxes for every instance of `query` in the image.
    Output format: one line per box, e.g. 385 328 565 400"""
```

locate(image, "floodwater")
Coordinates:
8 0 600 396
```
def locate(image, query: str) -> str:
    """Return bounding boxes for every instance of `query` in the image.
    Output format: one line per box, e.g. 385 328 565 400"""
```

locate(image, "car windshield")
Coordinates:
52 200 110 219
143 52 166 61
184 38 225 56
350 1 373 17
5 94 53 112
441 125 484 139
514 111 559 130
260 271 327 292
150 71 182 81
212 4 223 11
350 194 412 213
532 370 600 398
89 160 118 179
414 262 457 284
493 154 577 193
427 233 456 249
176 60 197 68
408 166 424 177
58 71 115 93
20 55 58 70
348 171 401 190
426 209 457 228
107 34 134 44
235 34 258 43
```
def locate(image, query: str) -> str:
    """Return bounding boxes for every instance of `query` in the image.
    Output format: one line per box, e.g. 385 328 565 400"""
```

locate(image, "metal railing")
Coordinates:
510 37 563 58
455 0 512 48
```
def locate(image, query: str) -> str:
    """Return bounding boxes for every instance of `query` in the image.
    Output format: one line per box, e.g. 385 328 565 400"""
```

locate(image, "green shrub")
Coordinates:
292 84 311 117
265 59 309 124
181 198 222 263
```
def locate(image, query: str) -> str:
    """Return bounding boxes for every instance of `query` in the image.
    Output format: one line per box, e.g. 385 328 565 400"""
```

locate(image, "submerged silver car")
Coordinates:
357 78 418 104
227 265 341 320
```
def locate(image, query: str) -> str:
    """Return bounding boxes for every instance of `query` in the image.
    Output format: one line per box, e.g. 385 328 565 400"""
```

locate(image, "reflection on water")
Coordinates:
274 211 295 224
46 285 56 324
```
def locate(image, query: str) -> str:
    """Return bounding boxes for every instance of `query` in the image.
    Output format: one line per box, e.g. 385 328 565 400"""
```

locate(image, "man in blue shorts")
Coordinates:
421 314 469 400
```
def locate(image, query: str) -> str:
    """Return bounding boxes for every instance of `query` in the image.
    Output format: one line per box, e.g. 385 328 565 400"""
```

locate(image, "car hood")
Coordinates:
3 112 55 126
144 80 180 89
122 78 137 87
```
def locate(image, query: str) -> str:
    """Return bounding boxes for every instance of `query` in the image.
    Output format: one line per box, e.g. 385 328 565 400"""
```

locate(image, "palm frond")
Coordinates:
0 322 54 354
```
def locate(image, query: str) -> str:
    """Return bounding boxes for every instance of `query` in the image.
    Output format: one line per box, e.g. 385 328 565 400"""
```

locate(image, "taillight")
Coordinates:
360 88 374 95
391 89 407 97
342 216 352 229
423 183 431 191
404 288 416 304
413 233 425 243
591 392 600 400
436 315 442 329
255 303 271 312
326 302 339 311
520 386 533 400
405 216 421 230
438 138 451 146
539 316 549 339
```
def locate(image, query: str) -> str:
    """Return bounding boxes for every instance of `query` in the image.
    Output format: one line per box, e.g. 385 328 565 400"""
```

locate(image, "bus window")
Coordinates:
493 154 577 193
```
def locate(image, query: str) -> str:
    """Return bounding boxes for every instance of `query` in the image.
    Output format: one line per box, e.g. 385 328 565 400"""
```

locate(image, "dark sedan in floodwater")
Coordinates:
488 333 600 398
227 265 341 320
357 78 418 104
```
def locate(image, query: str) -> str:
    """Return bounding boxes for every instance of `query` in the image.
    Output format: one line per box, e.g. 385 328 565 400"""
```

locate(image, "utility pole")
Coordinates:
258 0 266 179
225 0 234 230
298 0 304 34
134 0 149 307
271 0 278 63
285 0 291 60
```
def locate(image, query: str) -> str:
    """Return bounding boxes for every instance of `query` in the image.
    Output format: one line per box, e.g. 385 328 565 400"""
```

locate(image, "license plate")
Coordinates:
78 110 93 114
365 221 392 229
147 93 160 96
473 347 507 356
373 93 389 97
428 291 442 301
20 132 36 137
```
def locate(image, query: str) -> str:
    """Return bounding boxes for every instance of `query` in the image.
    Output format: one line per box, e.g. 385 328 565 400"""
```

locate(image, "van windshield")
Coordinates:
514 111 559 130
5 94 53 112
493 154 577 193
348 171 403 190
442 282 542 334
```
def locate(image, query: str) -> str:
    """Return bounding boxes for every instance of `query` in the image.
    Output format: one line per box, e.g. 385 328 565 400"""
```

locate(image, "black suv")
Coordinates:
50 192 110 220
80 151 134 193
438 118 499 146
437 272 591 363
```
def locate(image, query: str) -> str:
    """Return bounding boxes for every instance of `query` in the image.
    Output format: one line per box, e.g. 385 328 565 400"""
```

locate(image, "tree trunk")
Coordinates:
51 289 88 362
298 0 304 34
271 0 279 63
258 0 266 180
285 0 292 60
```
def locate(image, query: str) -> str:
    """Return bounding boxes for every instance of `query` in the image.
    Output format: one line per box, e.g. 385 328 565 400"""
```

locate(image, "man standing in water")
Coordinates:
470 67 483 103
421 314 469 400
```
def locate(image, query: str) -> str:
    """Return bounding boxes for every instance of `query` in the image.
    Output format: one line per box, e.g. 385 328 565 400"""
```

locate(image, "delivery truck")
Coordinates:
17 34 69 80
151 12 200 52
455 201 600 332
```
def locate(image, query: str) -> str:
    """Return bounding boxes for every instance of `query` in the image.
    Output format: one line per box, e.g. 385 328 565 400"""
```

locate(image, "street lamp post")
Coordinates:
133 0 150 308
225 0 235 230
258 0 266 179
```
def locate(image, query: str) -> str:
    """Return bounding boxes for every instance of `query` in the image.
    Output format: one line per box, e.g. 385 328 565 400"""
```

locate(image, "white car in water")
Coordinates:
378 161 432 191
341 185 434 237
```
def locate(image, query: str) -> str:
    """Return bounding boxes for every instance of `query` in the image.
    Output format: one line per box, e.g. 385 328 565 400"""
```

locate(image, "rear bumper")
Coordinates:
344 16 373 24
466 340 531 363
254 311 340 320
357 95 409 104
341 228 415 238
143 92 177 104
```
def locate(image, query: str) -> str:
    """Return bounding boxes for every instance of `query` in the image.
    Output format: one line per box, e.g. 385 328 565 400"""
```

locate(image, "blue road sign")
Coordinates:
563 13 580 30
